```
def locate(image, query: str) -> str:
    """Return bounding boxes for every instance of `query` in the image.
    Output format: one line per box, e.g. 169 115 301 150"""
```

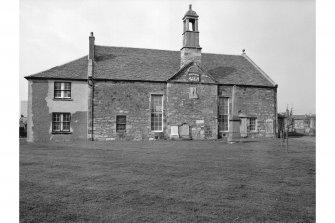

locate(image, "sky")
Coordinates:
20 0 315 114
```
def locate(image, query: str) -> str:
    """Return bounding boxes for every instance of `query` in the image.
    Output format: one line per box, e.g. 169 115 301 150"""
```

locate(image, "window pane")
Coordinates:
248 118 256 131
53 123 60 131
151 113 162 131
223 115 228 131
223 98 228 114
64 83 71 90
54 83 61 90
53 113 61 122
63 114 71 122
151 95 163 131
116 115 126 124
219 97 229 115
62 122 70 131
218 114 228 131
52 113 70 132
54 82 71 98
63 91 71 98
218 97 229 131
55 91 62 98
116 116 126 132
116 124 126 132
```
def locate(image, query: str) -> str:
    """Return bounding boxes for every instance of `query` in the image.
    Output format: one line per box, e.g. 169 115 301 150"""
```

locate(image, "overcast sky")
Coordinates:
20 0 315 114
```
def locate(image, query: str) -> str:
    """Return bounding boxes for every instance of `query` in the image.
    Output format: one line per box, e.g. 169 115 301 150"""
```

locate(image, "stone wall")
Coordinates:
167 82 218 140
27 78 276 142
93 81 167 141
27 79 88 142
219 85 276 137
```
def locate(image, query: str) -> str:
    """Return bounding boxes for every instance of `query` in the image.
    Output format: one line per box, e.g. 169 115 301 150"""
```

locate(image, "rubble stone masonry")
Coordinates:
219 85 276 137
93 81 166 141
167 82 218 140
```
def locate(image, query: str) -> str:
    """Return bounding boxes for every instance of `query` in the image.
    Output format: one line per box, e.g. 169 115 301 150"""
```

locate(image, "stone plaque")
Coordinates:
189 87 198 99
170 125 179 136
265 119 274 135
196 120 204 124
180 124 190 139
188 73 200 82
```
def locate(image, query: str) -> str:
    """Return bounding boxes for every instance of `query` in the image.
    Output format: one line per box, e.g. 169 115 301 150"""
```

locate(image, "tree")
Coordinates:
283 106 294 153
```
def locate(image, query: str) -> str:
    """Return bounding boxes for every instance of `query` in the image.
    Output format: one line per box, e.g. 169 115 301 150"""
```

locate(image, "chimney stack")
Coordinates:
89 32 95 60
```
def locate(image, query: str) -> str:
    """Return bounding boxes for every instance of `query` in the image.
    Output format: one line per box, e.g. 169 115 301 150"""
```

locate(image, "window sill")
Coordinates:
52 132 72 135
53 98 73 101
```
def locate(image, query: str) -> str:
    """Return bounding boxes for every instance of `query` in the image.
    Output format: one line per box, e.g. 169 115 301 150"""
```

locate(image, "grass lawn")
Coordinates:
20 137 315 222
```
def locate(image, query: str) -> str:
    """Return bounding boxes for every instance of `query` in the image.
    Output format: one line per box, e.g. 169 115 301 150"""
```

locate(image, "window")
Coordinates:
116 115 126 133
151 94 163 131
189 87 198 99
54 82 71 99
52 113 71 133
218 97 229 132
248 118 257 132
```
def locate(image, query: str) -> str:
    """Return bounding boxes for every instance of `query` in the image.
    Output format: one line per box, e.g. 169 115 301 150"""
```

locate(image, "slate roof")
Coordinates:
26 56 88 80
26 45 276 87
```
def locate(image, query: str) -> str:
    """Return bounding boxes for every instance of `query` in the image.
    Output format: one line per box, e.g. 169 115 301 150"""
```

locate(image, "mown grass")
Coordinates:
20 138 315 222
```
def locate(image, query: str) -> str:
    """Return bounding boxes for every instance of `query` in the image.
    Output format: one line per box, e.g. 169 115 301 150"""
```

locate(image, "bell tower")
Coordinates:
181 4 202 67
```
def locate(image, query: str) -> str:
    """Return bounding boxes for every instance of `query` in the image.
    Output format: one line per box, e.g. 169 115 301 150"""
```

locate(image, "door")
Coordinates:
240 118 247 137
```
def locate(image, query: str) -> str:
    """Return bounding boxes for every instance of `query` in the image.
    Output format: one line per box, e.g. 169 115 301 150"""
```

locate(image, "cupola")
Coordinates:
181 4 202 67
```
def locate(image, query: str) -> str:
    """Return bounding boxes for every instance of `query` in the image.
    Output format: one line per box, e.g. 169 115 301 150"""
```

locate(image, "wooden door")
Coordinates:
240 118 247 137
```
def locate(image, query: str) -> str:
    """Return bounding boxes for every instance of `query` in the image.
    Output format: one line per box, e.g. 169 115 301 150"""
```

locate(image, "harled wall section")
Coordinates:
27 79 88 142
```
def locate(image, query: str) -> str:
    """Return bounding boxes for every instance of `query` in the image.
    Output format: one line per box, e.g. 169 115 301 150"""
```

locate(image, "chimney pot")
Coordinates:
89 32 95 60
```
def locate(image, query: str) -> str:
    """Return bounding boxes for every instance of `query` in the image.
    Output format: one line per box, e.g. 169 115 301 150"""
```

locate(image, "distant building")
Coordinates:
277 113 316 136
25 5 278 142
293 114 316 135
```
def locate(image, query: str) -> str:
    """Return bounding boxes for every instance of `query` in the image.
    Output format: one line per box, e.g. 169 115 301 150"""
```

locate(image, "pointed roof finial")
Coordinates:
183 4 198 19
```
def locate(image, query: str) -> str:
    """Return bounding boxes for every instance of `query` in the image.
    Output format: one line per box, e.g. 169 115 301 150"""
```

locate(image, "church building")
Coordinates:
25 5 278 142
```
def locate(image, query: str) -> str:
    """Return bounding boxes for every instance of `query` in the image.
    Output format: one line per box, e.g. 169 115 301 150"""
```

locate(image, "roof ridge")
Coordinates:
202 52 243 57
95 45 179 53
95 45 243 57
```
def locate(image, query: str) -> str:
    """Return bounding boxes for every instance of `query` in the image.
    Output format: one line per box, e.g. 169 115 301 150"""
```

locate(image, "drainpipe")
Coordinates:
88 77 94 141
274 85 278 139
88 32 95 141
